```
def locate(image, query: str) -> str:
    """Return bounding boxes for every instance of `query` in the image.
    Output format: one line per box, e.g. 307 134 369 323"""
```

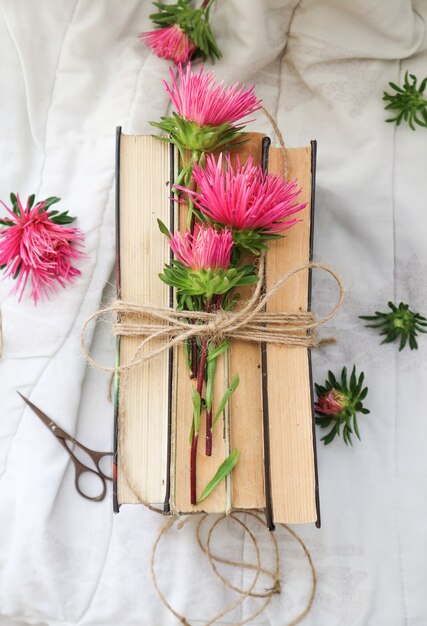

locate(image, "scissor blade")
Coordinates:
17 391 58 431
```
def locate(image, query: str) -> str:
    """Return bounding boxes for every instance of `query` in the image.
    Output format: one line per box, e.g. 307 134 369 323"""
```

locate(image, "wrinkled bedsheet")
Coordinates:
1 1 427 624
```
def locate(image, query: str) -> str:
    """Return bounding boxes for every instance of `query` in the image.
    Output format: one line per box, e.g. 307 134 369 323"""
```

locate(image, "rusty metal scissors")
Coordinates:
18 392 113 502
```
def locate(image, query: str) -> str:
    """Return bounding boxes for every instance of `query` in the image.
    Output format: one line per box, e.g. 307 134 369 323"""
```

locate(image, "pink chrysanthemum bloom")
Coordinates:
315 390 347 416
169 224 232 272
165 64 261 127
151 64 262 153
0 195 85 303
176 153 306 253
140 24 197 65
160 223 256 300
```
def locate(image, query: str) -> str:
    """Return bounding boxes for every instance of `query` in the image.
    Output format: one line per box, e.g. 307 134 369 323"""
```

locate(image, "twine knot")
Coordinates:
81 257 344 376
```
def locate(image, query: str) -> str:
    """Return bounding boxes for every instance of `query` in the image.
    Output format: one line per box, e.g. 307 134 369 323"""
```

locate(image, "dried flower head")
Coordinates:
140 24 197 65
151 64 262 153
142 0 221 64
176 153 306 253
0 194 85 303
315 366 369 446
383 71 427 130
360 301 427 350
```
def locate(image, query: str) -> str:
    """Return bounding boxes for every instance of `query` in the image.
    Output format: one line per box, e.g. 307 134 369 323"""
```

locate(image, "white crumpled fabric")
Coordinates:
1 1 427 624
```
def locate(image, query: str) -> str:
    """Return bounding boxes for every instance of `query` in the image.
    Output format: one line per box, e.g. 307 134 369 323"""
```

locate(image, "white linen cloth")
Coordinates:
1 1 427 624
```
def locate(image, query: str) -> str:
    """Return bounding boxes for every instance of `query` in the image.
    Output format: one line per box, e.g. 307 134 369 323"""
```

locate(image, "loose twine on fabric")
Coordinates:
80 110 343 625
150 511 317 626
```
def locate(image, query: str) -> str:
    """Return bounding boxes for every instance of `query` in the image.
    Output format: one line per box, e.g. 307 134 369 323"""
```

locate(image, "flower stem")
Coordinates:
190 338 208 504
190 432 198 505
197 339 208 393
204 295 223 456
205 409 212 456
190 341 198 379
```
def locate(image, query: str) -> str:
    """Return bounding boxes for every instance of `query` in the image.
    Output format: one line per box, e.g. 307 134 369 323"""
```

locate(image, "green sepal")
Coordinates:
151 114 247 154
159 262 258 300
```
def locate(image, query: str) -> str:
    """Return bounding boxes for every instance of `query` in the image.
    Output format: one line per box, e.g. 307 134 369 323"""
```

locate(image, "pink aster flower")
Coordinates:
176 153 306 250
0 195 85 303
164 63 262 127
140 24 197 65
315 390 347 416
168 224 232 272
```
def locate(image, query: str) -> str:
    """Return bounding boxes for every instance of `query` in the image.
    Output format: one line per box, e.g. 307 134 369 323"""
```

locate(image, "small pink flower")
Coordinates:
177 153 306 234
163 63 262 127
168 224 232 272
315 390 346 416
0 195 85 303
140 24 197 65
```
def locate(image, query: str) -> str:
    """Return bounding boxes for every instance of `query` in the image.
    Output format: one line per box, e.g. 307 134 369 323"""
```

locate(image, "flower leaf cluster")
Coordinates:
315 366 369 446
383 71 427 130
151 114 245 155
159 260 257 303
149 0 221 62
360 301 427 351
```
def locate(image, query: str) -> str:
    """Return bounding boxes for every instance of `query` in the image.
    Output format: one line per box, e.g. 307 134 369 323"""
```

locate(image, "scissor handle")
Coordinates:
71 441 114 481
58 438 112 502
74 463 107 502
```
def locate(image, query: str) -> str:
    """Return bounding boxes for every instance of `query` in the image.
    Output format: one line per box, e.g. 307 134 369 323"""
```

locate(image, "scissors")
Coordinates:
18 391 113 502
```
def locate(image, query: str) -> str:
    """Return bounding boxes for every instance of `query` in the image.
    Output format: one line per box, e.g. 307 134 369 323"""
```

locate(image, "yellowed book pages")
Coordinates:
266 146 317 524
117 134 176 506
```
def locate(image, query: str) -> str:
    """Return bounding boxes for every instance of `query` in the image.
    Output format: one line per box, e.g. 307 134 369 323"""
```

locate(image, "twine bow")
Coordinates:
80 255 344 374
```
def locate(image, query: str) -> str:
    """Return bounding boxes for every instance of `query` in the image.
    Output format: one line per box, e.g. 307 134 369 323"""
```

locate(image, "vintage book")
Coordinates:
114 128 319 526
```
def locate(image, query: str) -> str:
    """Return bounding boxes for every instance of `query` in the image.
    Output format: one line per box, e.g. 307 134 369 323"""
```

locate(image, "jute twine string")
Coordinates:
261 106 290 179
151 511 317 626
80 256 345 376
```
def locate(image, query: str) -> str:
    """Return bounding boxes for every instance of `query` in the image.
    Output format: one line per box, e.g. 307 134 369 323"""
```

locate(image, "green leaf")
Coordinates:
205 355 217 412
43 196 61 210
49 211 76 225
10 193 20 216
350 366 357 391
353 413 361 441
206 340 229 362
197 449 239 503
212 374 240 428
191 387 202 435
157 218 171 239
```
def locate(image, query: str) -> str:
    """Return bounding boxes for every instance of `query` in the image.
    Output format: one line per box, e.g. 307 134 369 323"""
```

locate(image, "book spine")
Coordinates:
260 137 275 531
163 143 177 513
308 140 321 528
113 126 122 514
